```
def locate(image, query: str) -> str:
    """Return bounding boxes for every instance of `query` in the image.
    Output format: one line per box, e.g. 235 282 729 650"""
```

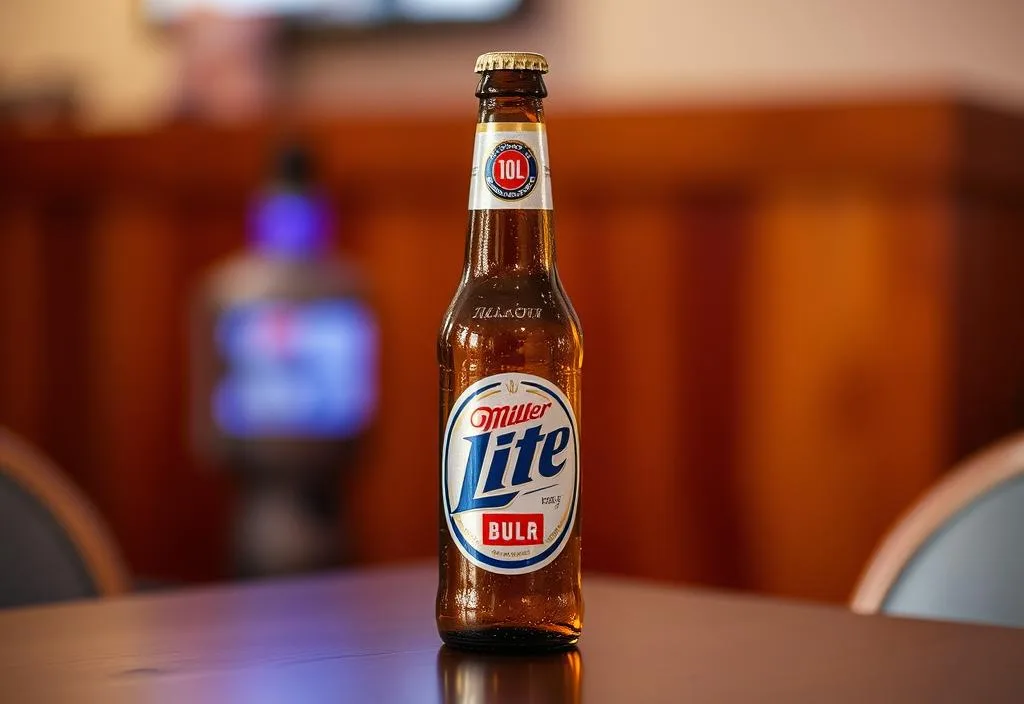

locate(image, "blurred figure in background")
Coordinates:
191 142 379 577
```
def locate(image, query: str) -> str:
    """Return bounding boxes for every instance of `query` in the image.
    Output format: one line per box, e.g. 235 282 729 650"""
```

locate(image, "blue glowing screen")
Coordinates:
213 299 377 439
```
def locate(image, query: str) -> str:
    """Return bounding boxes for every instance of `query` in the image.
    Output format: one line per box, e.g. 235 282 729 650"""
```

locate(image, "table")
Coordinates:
1 564 1022 703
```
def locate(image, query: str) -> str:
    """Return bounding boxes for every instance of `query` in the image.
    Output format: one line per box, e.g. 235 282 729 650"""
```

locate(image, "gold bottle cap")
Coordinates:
475 51 549 74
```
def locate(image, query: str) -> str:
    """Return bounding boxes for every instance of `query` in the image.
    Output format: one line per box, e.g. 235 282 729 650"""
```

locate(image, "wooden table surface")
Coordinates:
1 564 1023 703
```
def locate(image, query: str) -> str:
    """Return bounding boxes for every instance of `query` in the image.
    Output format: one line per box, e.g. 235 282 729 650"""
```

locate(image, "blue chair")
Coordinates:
852 432 1024 628
0 427 129 608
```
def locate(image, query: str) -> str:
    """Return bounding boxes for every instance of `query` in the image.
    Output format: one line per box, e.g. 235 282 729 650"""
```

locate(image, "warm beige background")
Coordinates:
1 0 1023 128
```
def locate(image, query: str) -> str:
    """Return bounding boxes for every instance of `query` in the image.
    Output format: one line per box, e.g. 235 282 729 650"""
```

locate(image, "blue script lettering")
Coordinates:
452 423 570 514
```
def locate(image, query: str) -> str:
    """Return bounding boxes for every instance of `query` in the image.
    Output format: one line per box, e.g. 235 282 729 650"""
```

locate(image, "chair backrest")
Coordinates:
0 428 129 608
852 432 1024 628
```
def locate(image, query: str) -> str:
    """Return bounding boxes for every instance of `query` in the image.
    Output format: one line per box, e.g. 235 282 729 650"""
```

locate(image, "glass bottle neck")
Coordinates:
465 70 553 280
465 210 555 279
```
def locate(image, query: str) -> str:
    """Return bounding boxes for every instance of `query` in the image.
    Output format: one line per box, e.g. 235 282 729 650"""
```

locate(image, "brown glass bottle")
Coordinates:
437 52 583 652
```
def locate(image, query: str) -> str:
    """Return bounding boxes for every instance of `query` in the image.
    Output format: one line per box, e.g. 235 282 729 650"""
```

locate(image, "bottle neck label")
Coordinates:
468 122 553 211
442 372 579 574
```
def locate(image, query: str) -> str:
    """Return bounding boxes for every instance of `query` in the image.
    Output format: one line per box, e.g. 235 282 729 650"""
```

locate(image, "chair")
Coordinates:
852 432 1024 628
0 427 129 608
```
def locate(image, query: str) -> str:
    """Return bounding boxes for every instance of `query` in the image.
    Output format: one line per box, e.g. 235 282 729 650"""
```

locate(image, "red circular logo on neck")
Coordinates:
492 150 529 190
485 141 538 200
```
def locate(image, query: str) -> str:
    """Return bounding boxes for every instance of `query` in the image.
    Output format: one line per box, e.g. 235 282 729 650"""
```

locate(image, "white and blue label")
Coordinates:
442 373 578 574
468 123 552 211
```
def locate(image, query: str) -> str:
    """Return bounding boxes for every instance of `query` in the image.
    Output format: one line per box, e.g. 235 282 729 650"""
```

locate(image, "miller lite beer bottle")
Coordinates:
437 52 583 651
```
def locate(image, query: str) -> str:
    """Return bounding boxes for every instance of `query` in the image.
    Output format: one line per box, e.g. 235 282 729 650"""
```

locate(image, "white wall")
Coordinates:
576 0 1024 105
1 0 1023 130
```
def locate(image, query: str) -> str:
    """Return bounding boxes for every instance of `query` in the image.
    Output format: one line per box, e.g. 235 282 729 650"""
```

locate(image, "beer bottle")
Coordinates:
437 51 583 652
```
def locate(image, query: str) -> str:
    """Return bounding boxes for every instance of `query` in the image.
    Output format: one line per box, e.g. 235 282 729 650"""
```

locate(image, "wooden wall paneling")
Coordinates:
741 178 864 599
170 196 243 581
1 100 1022 598
560 184 750 586
37 198 99 500
938 103 1024 463
87 195 188 579
580 193 695 581
346 195 465 564
867 181 953 537
952 192 1024 461
0 204 45 442
177 194 248 273
835 181 954 599
737 177 951 600
672 189 750 588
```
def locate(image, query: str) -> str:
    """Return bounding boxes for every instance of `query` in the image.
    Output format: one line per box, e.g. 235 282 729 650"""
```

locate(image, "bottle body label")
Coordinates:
468 123 552 210
442 373 578 574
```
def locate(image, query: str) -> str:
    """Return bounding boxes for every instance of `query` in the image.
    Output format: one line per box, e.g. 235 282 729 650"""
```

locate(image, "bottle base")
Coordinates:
439 627 579 653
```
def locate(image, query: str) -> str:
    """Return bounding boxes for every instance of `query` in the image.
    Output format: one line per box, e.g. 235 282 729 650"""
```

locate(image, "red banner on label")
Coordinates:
482 513 544 546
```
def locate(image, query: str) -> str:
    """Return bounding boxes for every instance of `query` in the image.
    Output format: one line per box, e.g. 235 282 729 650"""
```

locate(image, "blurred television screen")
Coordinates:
145 0 523 26
213 299 378 439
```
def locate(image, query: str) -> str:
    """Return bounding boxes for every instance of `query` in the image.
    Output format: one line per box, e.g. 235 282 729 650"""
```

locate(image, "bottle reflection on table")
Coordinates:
437 646 582 704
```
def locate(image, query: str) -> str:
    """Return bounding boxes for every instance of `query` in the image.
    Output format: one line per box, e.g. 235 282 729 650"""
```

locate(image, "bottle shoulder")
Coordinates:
438 273 582 365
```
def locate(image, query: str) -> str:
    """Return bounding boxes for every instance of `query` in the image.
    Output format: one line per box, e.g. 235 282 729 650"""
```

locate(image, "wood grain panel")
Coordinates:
0 100 1021 601
347 200 464 563
37 197 97 498
953 194 1024 460
170 198 240 580
87 197 190 577
673 190 749 587
739 178 951 599
0 205 44 441
584 201 690 579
